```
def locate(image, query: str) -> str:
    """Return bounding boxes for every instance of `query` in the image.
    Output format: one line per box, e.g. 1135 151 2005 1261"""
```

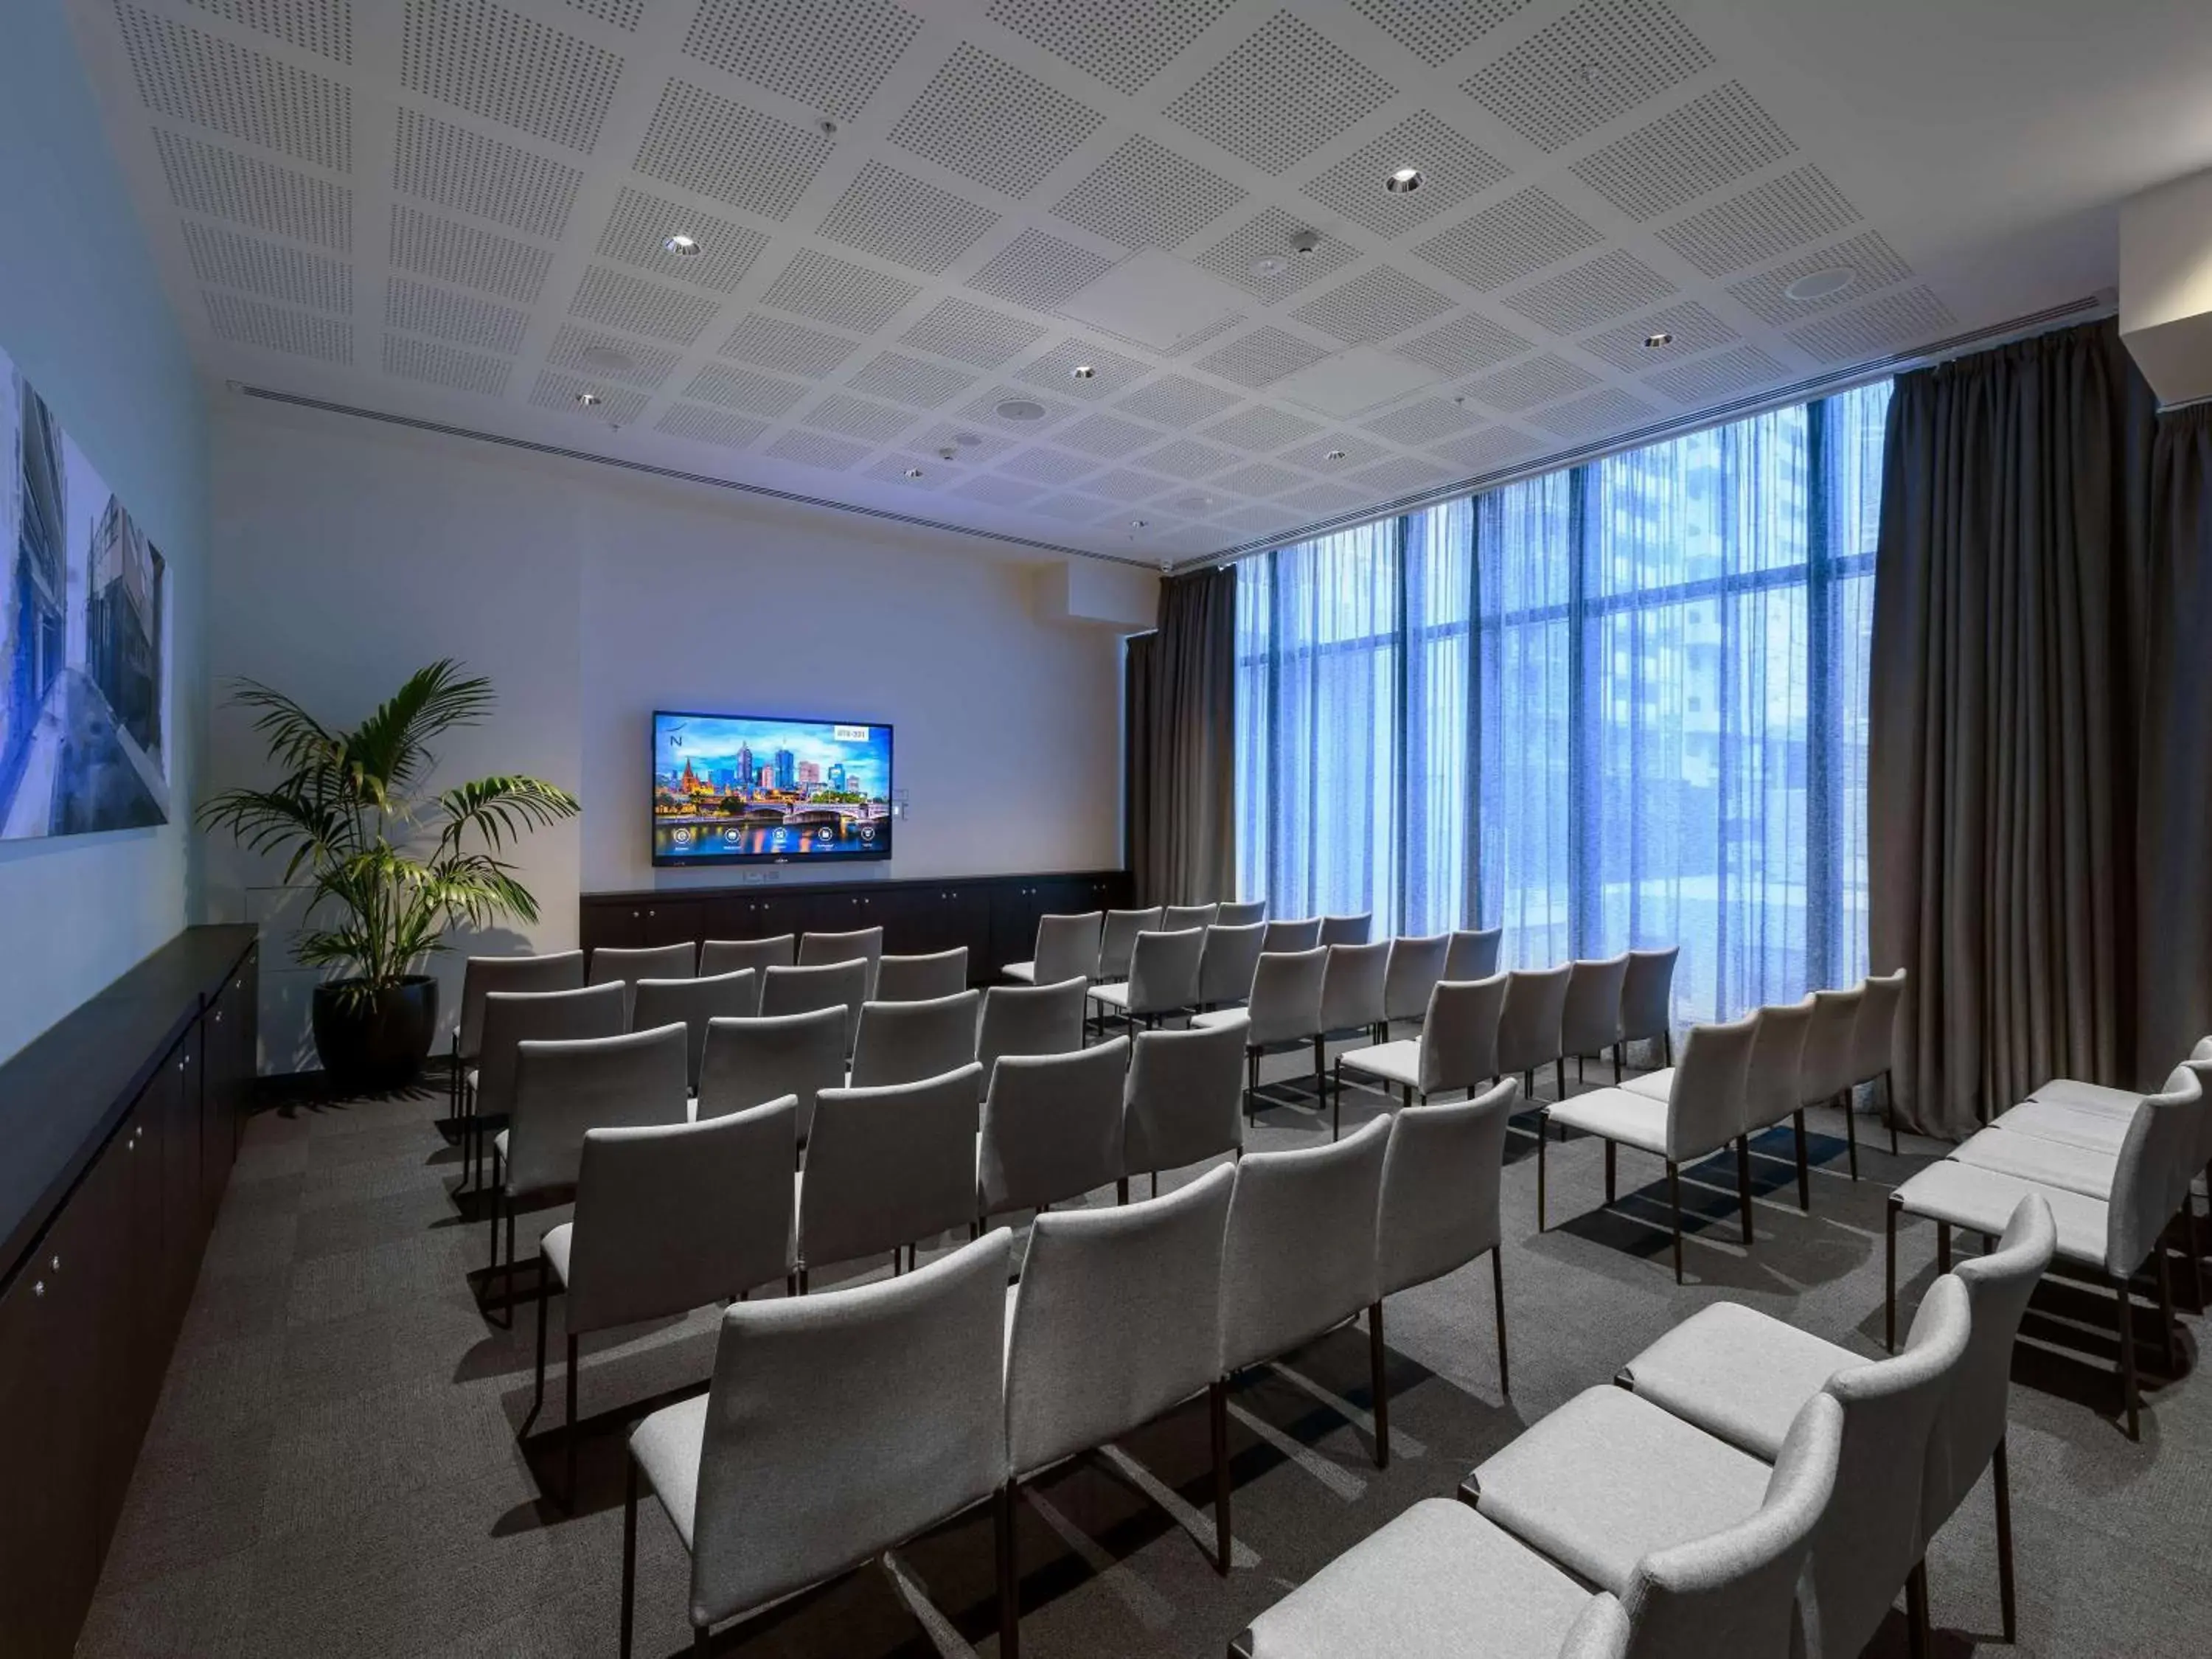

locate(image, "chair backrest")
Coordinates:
850 990 981 1090
697 1006 847 1142
875 947 968 1003
798 925 884 998
588 941 697 994
1921 1197 2055 1539
1493 963 1572 1076
1124 927 1206 1016
1195 921 1268 1006
1006 1164 1234 1481
800 1064 984 1273
1377 1079 1515 1298
1319 939 1391 1032
1098 908 1162 978
1618 946 1680 1045
686 1230 1012 1627
759 959 869 1053
1032 911 1103 986
1218 1116 1390 1375
1559 953 1632 1056
1261 917 1323 953
1851 969 1907 1087
1217 899 1267 928
1318 911 1371 946
2107 1066 2207 1276
1739 997 1815 1134
565 1098 798 1337
458 950 585 1057
1161 902 1220 932
506 1023 689 1196
1442 926 1503 983
976 978 1088 1087
1799 986 1865 1101
1417 974 1508 1094
476 981 626 1119
1123 1018 1247 1178
1243 948 1327 1047
978 1037 1129 1218
1663 1012 1760 1161
699 935 794 998
1381 933 1450 1024
631 969 756 1093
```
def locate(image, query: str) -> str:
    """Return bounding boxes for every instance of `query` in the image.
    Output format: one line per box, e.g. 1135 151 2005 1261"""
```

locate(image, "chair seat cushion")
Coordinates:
1950 1127 2119 1200
1895 1161 2107 1269
1190 1008 1245 1032
1337 1040 1423 1089
1621 1067 1674 1102
1245 1498 1590 1659
1091 982 1132 1011
1991 1099 2135 1154
541 1222 574 1290
1620 1301 1862 1461
1472 1385 1769 1597
629 1394 709 1548
465 1065 480 1092
1545 1087 1671 1158
1002 961 1037 983
2027 1078 2138 1116
493 1128 509 1164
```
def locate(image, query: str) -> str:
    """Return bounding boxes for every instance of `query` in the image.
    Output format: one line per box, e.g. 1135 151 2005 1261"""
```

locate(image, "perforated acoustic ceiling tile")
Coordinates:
1195 209 1359 303
1212 501 1302 538
1304 112 1512 240
204 290 352 362
762 248 921 333
389 204 552 304
952 471 1047 507
399 0 621 153
1414 189 1603 292
1430 423 1543 472
1578 300 1737 370
393 106 581 240
867 454 946 490
1052 410 1158 458
186 0 352 63
1527 386 1659 439
1463 0 1714 153
1029 491 1114 523
531 369 644 423
1084 467 1174 502
686 363 807 417
384 275 529 353
566 0 644 30
765 429 873 471
1463 350 1599 412
1279 431 1384 471
1214 460 1306 498
965 229 1113 310
995 446 1096 484
1572 83 1798 223
900 297 1044 366
182 220 350 313
815 163 1001 276
655 403 771 450
1137 437 1237 480
568 264 720 344
545 323 683 389
1501 250 1676 334
1787 285 1955 363
1280 479 1366 515
1293 266 1455 345
849 351 979 408
888 44 1104 200
905 422 1017 465
117 4 352 171
383 331 511 397
1115 374 1241 428
1644 343 1787 403
803 392 917 443
1164 11 1397 175
153 129 352 251
719 312 858 377
1363 397 1479 445
1728 232 1913 325
633 80 835 221
1194 326 1331 389
1018 340 1150 400
1203 403 1321 452
683 0 920 122
1395 311 1532 378
1054 136 1245 251
1350 454 1454 496
1352 0 1531 66
1655 165 1860 279
595 187 766 293
987 0 1237 97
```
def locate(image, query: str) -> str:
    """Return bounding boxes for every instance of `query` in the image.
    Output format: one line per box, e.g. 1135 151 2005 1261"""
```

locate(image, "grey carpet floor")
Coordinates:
74 1042 2212 1659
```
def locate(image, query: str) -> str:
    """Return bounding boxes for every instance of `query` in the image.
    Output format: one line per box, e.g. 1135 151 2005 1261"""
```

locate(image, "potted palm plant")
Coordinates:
201 661 580 1088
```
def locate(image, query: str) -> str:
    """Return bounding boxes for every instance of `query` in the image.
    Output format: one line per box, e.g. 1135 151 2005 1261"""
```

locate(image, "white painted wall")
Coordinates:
206 397 1144 1067
0 0 208 1066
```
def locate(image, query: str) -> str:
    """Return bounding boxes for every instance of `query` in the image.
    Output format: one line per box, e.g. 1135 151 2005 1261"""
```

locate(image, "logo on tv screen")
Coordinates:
832 724 872 742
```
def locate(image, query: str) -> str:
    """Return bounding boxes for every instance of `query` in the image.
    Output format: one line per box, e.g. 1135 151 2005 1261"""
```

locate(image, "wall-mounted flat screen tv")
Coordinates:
653 711 892 867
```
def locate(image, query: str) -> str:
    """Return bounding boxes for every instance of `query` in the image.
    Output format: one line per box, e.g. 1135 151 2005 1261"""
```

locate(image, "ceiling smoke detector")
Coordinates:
1385 167 1422 194
1644 330 1674 349
1784 267 1858 301
663 232 700 257
995 398 1048 422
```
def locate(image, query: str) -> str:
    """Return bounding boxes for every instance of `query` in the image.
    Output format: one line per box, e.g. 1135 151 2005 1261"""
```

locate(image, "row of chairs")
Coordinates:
614 1079 1521 1658
1004 900 1284 989
1235 1194 2056 1659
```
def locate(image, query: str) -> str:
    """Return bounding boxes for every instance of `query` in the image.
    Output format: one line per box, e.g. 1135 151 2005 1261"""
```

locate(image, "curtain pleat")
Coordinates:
1130 568 1236 907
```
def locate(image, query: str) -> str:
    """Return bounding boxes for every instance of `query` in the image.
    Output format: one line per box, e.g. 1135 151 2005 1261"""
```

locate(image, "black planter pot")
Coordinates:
312 976 439 1090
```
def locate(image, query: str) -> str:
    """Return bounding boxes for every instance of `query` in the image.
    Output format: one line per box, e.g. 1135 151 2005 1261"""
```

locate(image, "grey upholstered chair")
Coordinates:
849 989 979 1089
1540 1012 1760 1282
1091 927 1205 1032
698 935 793 998
1333 974 1509 1138
1380 933 1450 1026
1162 902 1220 932
1194 921 1267 1009
1442 925 1503 983
759 959 869 1054
1852 968 1908 1155
631 969 755 1093
1800 984 1867 1177
471 981 625 1208
1004 1165 1237 1590
1494 962 1572 1102
1373 1079 1517 1447
1194 947 1326 1119
875 947 968 1003
798 925 883 997
1217 899 1267 927
621 1229 1015 1659
1002 911 1102 986
798 1063 985 1285
1618 945 1681 1067
1231 1390 1842 1659
589 942 698 1018
529 1099 798 1506
1097 907 1163 981
976 978 1088 1093
1318 940 1391 1068
978 1038 1128 1222
1719 997 1816 1210
1260 917 1322 953
453 952 588 1185
1218 1117 1392 1481
695 1006 847 1144
1559 953 1631 1086
1121 1018 1247 1197
1318 911 1371 946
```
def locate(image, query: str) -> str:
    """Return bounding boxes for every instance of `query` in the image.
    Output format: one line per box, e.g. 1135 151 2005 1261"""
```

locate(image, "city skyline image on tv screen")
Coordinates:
653 711 891 866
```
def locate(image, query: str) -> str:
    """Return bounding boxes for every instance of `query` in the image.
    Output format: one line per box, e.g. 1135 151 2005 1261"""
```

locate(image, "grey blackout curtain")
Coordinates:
1127 566 1237 907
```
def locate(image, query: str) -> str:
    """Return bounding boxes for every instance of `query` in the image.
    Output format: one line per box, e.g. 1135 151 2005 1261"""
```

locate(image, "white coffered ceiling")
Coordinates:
61 0 2212 568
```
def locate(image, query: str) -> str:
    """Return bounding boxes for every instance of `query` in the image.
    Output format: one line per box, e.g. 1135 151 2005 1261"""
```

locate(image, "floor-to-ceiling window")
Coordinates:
1234 379 1891 1026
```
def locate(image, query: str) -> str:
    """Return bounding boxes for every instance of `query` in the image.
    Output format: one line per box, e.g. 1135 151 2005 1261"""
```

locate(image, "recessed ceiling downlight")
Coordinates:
904 467 925 479
663 232 700 257
995 397 1048 422
1784 267 1857 302
1385 167 1423 193
1643 331 1674 349
1250 254 1288 277
1070 364 1096 380
575 391 602 408
1325 448 1348 462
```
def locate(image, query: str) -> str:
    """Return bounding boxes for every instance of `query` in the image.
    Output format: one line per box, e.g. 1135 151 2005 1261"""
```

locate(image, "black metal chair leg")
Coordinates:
1736 1135 1753 1245
1937 1221 1952 1275
998 1482 1021 1658
1667 1161 1683 1284
1905 1560 1930 1659
563 1333 579 1512
1368 1301 1389 1469
1843 1090 1859 1180
619 1451 638 1659
504 1203 517 1323
1490 1247 1509 1395
1886 1068 1899 1155
1537 1111 1548 1229
2155 1242 2177 1374
1245 1046 1258 1122
1554 1057 1565 1100
1209 1380 1232 1575
1885 1195 1900 1351
1992 1435 2017 1641
1604 1139 1616 1205
521 1264 548 1438
1332 1057 1342 1141
2117 1272 2140 1440
695 1624 711 1656
1792 1110 1810 1211
1312 1035 1324 1105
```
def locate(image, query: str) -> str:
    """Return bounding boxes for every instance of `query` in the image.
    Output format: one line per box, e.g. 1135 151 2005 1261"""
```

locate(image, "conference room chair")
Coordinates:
695 1006 846 1145
1004 1165 1238 1643
1260 917 1322 953
1618 944 1682 1067
698 934 793 1000
1558 952 1631 1087
1121 1018 1248 1200
1318 911 1371 946
1195 947 1326 1120
630 969 754 1095
1163 902 1221 932
798 925 884 997
451 950 585 1183
1852 968 1909 1154
1380 932 1449 1029
759 959 869 1054
1218 1118 1391 1492
1217 899 1267 927
1317 942 1391 1092
875 946 968 1002
1711 995 1815 1210
489 1023 688 1323
1091 926 1206 1034
1097 907 1163 983
1472 1277 1969 1659
978 1038 1128 1226
1230 1391 1842 1659
1193 920 1267 1011
849 989 980 1089
1442 925 1503 982
1332 974 1507 1140
588 942 698 1020
527 1099 799 1509
1494 962 1572 1103
1540 1012 1759 1283
1372 1082 1517 1447
620 1231 1013 1659
1002 911 1101 987
1801 984 1868 1178
976 978 1088 1095
470 981 625 1206
798 1064 984 1288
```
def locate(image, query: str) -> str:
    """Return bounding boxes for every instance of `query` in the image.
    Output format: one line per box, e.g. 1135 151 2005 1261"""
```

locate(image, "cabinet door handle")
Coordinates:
31 1281 43 1298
